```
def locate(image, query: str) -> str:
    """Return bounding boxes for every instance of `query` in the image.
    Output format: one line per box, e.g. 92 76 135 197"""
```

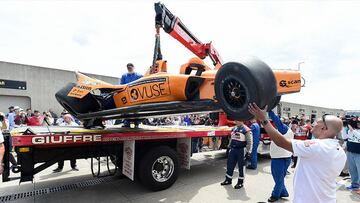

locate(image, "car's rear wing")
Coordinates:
273 69 302 95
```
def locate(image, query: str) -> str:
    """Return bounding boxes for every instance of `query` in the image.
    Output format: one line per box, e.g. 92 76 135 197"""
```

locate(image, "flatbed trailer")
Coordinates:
2 125 231 191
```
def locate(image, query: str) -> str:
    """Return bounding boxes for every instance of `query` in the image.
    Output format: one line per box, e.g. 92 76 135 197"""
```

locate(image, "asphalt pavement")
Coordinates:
0 150 358 203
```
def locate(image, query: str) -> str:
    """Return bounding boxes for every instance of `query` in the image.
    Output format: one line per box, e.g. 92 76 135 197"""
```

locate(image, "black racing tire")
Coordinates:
55 83 100 115
268 96 281 111
214 57 277 120
138 146 179 191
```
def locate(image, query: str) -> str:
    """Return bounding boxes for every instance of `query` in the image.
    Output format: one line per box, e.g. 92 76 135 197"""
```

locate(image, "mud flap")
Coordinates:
122 140 135 180
176 138 191 170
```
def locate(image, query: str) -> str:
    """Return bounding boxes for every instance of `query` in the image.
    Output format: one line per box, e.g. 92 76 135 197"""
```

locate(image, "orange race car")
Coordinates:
55 3 302 128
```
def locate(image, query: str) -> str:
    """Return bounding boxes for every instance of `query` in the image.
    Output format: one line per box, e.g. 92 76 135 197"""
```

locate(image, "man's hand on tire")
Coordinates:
248 103 268 121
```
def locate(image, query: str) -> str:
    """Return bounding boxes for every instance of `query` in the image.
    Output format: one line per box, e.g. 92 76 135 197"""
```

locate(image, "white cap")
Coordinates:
14 106 20 110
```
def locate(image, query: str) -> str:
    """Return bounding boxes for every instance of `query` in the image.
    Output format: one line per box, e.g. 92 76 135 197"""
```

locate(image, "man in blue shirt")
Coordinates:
7 106 16 131
247 118 260 169
120 63 142 85
120 63 142 127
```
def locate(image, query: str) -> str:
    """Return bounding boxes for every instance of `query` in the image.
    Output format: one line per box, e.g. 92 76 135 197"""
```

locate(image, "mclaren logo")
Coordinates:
279 80 301 88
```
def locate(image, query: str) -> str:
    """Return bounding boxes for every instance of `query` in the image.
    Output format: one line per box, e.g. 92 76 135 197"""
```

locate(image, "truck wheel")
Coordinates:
138 146 179 191
55 83 100 115
214 57 277 120
268 96 281 111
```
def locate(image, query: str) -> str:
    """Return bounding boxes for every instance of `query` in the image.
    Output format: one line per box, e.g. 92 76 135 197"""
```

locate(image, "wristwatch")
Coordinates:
260 119 269 126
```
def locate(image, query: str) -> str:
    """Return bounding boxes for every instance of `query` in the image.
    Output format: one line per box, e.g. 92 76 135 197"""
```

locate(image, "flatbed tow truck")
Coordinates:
1 1 282 192
2 125 232 191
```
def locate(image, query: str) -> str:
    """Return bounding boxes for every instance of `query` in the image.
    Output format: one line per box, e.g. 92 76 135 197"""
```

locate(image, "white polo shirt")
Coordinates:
292 139 346 203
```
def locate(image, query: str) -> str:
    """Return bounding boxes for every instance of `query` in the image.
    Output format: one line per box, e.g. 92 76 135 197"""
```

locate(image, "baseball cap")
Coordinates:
14 106 20 110
126 63 134 68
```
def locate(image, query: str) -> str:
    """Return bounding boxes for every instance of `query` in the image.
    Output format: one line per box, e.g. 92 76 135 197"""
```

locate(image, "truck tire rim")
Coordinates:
151 156 174 182
223 78 247 108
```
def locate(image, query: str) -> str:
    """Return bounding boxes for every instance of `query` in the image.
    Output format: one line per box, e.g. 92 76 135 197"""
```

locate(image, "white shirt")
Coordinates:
292 139 346 203
347 129 360 143
270 128 294 158
59 121 79 126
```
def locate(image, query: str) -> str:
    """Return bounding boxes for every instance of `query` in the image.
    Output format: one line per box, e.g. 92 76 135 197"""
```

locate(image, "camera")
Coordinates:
0 115 4 122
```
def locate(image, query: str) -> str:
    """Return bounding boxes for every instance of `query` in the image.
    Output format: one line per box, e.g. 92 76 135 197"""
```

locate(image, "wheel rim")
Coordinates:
222 77 247 108
151 156 174 183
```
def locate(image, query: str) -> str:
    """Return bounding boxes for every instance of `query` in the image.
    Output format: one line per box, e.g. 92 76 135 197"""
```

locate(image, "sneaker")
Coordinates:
220 180 232 186
246 165 256 170
346 185 359 191
339 172 349 177
53 168 63 173
268 196 279 202
71 167 79 171
234 183 243 189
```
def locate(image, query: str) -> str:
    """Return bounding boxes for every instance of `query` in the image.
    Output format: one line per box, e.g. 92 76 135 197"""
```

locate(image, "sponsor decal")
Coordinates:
123 140 135 180
121 96 127 104
124 146 133 160
128 77 170 102
130 89 139 100
176 138 191 170
68 80 102 98
68 86 91 98
178 143 188 154
76 85 92 91
279 79 301 88
279 80 287 87
31 134 102 144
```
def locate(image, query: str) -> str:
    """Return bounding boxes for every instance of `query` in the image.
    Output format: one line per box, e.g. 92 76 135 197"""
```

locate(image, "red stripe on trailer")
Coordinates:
12 129 231 147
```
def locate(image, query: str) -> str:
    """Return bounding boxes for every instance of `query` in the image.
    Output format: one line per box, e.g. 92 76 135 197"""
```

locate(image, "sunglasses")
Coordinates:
322 114 329 130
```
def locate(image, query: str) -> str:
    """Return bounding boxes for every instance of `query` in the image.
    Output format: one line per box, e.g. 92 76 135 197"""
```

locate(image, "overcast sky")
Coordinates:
0 1 359 110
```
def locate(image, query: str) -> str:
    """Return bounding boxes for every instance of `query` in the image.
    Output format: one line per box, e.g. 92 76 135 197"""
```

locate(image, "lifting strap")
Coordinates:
152 26 163 69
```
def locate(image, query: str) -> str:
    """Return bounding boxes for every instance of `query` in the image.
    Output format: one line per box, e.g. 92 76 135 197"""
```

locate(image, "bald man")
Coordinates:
249 103 346 203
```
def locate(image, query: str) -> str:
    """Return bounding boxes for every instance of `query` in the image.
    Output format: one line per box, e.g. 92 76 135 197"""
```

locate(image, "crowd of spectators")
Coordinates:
143 114 216 126
0 106 81 174
5 106 81 128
